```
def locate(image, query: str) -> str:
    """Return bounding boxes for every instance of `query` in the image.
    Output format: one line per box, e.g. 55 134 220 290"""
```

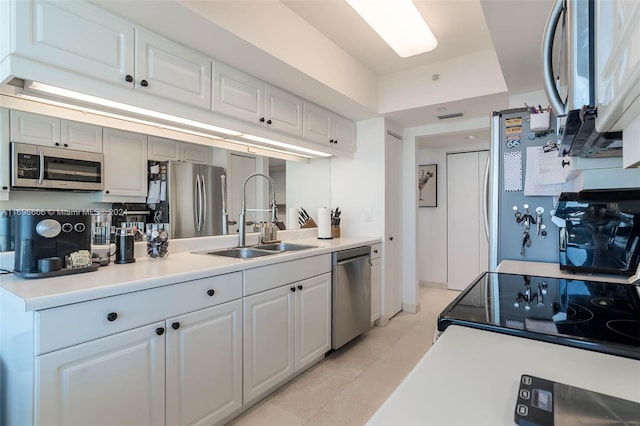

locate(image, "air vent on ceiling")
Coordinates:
437 112 463 120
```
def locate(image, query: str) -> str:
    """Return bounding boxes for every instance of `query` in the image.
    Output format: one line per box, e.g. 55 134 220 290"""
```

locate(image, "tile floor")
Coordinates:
228 285 460 426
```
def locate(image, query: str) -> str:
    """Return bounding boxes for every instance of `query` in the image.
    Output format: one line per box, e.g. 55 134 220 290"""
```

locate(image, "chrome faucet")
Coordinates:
238 173 278 247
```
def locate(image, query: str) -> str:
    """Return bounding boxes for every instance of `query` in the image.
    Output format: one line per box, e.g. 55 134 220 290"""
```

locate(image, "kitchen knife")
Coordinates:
300 207 310 220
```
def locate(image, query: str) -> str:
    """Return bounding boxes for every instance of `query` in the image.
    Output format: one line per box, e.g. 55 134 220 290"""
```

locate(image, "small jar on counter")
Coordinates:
146 223 170 260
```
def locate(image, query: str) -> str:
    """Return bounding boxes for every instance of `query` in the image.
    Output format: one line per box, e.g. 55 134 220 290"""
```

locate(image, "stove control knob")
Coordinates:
36 219 62 238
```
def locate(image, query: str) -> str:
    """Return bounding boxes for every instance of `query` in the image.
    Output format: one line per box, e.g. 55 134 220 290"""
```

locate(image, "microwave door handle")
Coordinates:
200 175 207 232
38 151 44 184
541 0 567 116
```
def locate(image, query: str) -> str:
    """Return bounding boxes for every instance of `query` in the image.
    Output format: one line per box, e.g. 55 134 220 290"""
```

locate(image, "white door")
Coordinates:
243 285 295 405
135 28 212 110
295 273 331 371
265 84 303 137
447 151 490 290
383 133 403 318
36 322 165 426
165 300 242 426
102 128 147 197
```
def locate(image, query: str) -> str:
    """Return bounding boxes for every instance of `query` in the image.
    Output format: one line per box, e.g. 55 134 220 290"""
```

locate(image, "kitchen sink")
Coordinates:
253 243 317 252
199 247 278 259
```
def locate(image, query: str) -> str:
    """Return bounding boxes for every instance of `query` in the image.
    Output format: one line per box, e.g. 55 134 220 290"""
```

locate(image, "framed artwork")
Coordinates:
418 164 437 207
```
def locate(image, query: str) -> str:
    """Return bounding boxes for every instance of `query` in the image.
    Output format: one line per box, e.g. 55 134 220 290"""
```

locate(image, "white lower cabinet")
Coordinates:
36 322 166 426
165 300 242 426
370 243 382 323
243 272 331 405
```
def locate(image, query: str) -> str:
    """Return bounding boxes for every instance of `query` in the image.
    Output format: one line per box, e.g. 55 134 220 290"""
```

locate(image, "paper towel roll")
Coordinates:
288 207 299 230
317 207 332 239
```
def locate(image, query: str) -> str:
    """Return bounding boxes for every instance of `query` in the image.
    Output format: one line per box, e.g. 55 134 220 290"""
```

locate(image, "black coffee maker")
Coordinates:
14 210 96 278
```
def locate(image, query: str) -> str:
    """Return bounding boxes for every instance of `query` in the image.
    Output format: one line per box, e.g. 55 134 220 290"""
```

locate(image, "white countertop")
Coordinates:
367 325 640 425
497 260 632 284
0 234 380 311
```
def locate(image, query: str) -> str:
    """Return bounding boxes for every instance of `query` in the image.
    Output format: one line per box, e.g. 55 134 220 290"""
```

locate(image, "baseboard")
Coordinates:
402 302 420 314
419 280 448 290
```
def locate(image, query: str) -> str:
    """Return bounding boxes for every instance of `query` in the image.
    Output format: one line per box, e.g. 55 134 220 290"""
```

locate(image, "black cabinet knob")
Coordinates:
334 139 338 144
389 236 394 241
125 74 134 83
329 139 334 144
297 285 302 291
1 186 7 190
171 322 180 330
373 249 378 254
107 312 118 322
140 79 149 87
266 119 272 125
55 142 60 146
259 117 265 123
290 287 296 292
156 327 165 336
105 190 110 194
63 144 68 148
207 289 215 297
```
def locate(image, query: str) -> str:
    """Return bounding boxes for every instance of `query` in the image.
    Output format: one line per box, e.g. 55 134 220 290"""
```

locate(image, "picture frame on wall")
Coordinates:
418 164 437 207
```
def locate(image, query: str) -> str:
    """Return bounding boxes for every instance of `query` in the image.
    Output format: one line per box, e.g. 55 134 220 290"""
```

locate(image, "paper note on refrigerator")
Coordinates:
532 147 571 185
504 151 522 192
524 147 575 196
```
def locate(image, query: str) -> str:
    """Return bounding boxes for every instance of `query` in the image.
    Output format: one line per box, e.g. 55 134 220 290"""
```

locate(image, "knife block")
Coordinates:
332 226 341 238
300 218 317 228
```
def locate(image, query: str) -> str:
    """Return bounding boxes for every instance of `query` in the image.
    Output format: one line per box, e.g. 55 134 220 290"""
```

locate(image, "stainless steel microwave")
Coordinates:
11 142 104 191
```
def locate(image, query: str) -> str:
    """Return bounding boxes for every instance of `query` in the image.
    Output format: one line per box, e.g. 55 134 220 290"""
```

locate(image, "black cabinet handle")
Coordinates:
389 236 394 241
125 74 134 83
171 322 180 330
373 249 378 254
290 287 296 292
156 327 165 336
207 289 215 297
329 139 334 144
266 119 272 125
334 139 338 144
140 79 149 87
105 190 110 194
55 142 60 147
63 144 68 148
1 186 7 190
107 312 118 322
297 285 303 291
259 117 265 123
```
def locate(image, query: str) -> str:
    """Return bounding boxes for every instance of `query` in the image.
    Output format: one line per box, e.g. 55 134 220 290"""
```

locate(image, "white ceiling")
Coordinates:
98 0 556 149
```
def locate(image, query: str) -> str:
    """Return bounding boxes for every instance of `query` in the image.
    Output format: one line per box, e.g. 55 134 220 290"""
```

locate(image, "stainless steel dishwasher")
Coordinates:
332 245 371 350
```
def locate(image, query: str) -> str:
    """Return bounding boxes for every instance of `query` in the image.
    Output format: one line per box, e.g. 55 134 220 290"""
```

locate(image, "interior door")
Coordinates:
384 132 402 318
447 151 490 291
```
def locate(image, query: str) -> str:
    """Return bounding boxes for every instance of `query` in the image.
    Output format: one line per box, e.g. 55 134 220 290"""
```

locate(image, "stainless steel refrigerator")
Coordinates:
488 108 562 270
168 161 225 239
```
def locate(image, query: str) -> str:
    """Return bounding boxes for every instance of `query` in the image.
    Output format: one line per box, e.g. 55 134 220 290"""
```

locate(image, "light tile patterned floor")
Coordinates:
228 286 460 426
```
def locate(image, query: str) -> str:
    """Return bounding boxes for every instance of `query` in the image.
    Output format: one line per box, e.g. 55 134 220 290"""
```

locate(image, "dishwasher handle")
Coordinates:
335 254 370 266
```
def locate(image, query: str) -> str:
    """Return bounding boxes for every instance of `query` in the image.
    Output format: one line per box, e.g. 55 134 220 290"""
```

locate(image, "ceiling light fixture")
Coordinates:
346 0 437 58
19 80 330 160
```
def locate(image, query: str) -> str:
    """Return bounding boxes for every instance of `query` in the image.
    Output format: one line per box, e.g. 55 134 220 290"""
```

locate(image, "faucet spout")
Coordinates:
238 173 278 247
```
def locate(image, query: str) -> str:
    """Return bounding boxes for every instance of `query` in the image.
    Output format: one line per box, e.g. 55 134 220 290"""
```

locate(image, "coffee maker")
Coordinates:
14 210 97 278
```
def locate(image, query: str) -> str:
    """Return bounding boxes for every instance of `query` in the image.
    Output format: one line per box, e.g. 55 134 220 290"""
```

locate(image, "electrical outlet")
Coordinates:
364 208 372 222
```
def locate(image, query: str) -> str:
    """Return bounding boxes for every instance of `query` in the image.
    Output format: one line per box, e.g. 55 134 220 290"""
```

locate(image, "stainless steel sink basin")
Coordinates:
254 243 317 252
199 247 277 259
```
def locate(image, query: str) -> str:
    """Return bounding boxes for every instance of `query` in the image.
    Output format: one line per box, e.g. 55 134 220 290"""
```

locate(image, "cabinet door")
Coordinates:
36 322 165 426
102 128 147 197
295 273 331 371
332 114 356 153
180 143 211 164
243 285 295 404
213 62 264 124
135 28 212 110
14 0 134 86
371 256 382 323
265 84 303 137
166 300 242 426
302 101 332 145
10 110 60 146
148 136 180 161
61 120 102 153
0 109 10 198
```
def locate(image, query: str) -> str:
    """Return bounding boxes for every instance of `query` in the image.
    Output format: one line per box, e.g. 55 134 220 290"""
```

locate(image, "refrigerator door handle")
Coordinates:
541 0 567 116
200 174 207 231
483 155 490 242
195 174 202 232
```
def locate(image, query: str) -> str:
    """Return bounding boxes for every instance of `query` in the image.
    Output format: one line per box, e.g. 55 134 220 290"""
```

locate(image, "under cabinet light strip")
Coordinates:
21 81 331 159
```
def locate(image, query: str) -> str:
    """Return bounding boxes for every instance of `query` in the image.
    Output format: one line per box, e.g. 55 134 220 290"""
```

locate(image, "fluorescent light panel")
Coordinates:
23 81 331 159
346 0 437 58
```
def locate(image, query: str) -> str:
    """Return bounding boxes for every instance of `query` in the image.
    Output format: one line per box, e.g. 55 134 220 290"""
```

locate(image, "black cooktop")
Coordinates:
438 272 640 360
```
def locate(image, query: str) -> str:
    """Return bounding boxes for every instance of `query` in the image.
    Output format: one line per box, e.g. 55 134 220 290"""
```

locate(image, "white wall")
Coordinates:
286 158 331 227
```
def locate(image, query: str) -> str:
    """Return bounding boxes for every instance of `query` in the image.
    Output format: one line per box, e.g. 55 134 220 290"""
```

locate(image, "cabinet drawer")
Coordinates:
370 243 382 260
36 272 242 354
243 254 331 296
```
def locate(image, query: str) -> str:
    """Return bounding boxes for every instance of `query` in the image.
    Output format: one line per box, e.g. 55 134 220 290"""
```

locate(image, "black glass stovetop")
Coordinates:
438 272 640 360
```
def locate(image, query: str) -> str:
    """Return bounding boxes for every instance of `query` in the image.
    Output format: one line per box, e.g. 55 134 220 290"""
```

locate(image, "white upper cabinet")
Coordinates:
214 62 303 137
14 0 135 86
102 128 147 198
134 28 212 109
61 120 102 153
303 101 355 153
148 136 211 164
10 110 60 146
